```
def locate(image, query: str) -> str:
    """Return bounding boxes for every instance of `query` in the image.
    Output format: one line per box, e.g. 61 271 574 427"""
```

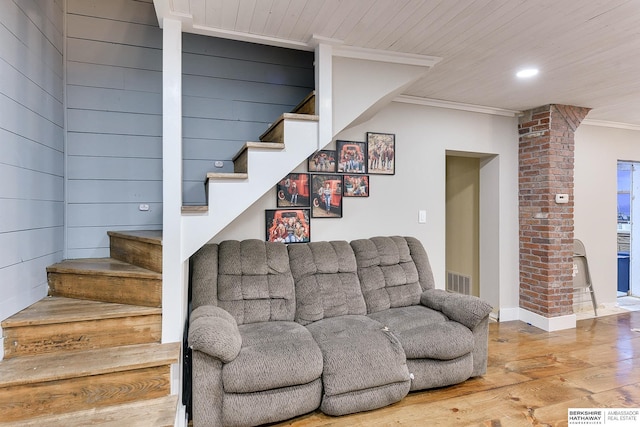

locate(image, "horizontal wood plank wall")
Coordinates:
65 0 163 258
181 34 314 204
0 0 64 322
66 0 314 251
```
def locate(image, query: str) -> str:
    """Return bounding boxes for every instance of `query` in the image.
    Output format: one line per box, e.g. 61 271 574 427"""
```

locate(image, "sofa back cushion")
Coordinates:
288 241 366 325
216 239 296 325
351 236 435 313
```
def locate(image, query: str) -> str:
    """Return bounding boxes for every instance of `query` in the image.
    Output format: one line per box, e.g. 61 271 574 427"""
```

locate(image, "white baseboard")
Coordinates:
518 308 576 331
496 307 577 331
498 307 520 322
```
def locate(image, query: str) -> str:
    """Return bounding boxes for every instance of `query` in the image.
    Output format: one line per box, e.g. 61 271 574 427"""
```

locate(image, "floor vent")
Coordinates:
447 271 472 295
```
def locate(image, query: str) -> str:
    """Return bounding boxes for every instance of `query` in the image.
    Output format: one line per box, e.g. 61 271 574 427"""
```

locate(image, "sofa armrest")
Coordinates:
188 305 242 363
420 289 493 330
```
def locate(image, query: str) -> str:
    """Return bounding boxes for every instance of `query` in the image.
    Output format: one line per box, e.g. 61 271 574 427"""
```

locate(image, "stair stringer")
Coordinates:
313 41 441 144
181 117 318 261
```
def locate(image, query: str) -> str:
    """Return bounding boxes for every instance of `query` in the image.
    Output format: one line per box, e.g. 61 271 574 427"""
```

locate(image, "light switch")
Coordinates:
418 210 427 223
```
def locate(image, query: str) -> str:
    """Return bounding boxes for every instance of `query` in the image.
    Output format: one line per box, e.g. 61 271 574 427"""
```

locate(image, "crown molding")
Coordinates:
394 95 521 117
580 119 640 131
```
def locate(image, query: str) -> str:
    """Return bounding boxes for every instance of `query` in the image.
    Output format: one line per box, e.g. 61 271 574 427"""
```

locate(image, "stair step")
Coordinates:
0 395 178 427
259 113 319 143
182 205 209 214
1 296 161 359
47 258 162 307
108 230 162 273
206 172 249 180
233 141 286 173
292 90 315 115
0 342 179 423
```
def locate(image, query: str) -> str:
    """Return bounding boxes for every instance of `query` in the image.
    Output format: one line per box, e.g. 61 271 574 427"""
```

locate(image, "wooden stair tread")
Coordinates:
259 113 319 142
1 296 161 328
182 205 208 214
0 342 180 388
0 395 178 427
206 172 249 180
232 141 286 162
107 230 162 246
292 90 316 114
47 258 161 279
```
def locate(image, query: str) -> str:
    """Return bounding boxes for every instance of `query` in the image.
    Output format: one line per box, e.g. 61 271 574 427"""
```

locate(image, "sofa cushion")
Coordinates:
217 239 296 325
288 241 366 325
305 315 410 398
222 321 323 393
351 236 423 313
368 305 475 360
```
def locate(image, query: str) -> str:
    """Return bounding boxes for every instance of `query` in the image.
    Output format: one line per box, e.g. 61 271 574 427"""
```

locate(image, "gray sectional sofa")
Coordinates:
188 236 492 427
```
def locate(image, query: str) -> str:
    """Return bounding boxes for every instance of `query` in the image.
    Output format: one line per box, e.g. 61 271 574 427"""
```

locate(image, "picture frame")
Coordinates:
276 173 310 207
343 175 369 197
367 132 395 175
310 174 343 218
308 150 336 173
336 140 367 174
265 209 310 243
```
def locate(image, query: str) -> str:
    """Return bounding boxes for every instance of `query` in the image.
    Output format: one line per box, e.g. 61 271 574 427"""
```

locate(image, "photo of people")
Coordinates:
367 132 395 175
310 174 343 218
308 150 336 173
336 141 366 174
343 175 369 197
265 209 310 243
276 173 310 207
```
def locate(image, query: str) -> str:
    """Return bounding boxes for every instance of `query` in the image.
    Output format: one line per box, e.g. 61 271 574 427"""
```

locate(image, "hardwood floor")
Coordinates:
272 312 640 426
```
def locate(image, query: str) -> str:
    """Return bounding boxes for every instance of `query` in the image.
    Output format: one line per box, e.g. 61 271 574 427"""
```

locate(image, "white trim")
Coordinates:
498 307 520 322
395 95 521 118
581 118 640 131
190 24 313 51
332 45 441 68
315 43 333 148
518 308 576 331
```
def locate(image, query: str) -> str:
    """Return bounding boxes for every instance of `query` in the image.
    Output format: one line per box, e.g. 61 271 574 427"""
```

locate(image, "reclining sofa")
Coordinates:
189 236 492 427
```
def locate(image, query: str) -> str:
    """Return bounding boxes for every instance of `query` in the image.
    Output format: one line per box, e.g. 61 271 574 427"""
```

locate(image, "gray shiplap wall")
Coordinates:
65 0 163 258
66 0 314 257
182 35 315 203
0 0 64 322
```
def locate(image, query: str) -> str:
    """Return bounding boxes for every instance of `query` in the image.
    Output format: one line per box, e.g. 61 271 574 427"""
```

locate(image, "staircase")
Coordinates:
0 231 179 427
180 91 319 260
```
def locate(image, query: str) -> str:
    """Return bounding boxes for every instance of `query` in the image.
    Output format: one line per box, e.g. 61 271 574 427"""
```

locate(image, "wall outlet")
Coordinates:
555 194 569 204
139 204 150 211
214 161 224 168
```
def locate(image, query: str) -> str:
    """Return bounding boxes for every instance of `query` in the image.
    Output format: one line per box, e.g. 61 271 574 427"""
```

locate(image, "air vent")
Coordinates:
447 271 472 295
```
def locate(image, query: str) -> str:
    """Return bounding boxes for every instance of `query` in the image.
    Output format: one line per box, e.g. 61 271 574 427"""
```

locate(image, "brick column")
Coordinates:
519 104 590 319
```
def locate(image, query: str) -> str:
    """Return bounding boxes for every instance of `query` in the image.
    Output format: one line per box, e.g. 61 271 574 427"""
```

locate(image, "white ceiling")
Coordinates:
154 0 640 128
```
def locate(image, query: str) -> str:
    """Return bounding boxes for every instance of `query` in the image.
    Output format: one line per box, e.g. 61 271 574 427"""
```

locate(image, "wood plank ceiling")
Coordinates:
153 0 640 127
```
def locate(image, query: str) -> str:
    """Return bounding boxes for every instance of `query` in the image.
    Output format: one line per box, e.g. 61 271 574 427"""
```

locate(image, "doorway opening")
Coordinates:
615 161 640 298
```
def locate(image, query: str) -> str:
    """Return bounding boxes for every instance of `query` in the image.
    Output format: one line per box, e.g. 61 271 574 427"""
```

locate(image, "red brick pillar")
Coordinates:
519 104 590 319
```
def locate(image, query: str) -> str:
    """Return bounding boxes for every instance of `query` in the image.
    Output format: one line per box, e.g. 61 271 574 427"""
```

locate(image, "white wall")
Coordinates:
0 0 64 322
574 124 640 307
214 101 521 313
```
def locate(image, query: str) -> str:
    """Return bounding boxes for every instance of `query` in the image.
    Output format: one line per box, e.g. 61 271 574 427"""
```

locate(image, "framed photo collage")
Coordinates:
266 132 395 243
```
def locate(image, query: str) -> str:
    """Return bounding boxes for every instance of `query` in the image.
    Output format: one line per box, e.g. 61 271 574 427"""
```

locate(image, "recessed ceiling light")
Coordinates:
516 68 539 78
